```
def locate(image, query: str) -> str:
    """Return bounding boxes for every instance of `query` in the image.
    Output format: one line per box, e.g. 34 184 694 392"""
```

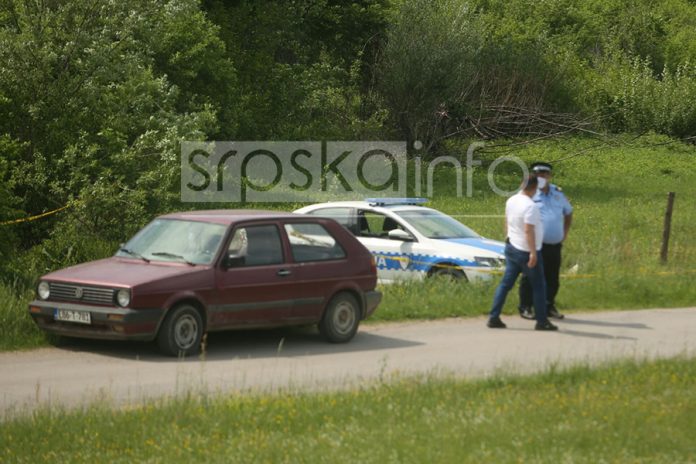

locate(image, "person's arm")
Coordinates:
524 223 537 268
563 213 572 242
562 192 573 242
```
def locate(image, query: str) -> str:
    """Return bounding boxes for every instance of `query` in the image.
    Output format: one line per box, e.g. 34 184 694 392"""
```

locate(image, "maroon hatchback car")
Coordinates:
29 210 381 356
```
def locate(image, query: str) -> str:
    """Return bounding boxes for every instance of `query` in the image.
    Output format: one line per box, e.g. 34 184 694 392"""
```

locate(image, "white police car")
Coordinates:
294 198 505 283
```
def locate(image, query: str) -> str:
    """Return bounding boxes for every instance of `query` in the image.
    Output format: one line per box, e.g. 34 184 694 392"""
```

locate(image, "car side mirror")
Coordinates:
387 229 414 242
223 253 245 269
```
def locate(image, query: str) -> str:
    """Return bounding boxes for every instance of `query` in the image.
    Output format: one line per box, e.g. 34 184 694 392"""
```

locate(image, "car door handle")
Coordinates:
277 269 292 277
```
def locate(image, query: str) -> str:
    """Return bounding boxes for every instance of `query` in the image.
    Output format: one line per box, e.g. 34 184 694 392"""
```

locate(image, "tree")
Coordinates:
203 0 390 140
0 0 234 256
378 0 482 154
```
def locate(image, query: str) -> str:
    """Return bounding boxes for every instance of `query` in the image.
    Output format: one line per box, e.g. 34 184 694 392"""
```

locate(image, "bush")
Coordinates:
378 0 483 152
589 56 696 137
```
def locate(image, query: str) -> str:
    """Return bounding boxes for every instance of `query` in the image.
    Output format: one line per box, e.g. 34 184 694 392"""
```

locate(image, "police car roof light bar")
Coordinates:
365 198 428 206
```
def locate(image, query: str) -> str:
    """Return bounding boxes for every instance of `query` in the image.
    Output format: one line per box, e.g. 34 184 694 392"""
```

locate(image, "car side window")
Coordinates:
284 223 346 262
357 211 404 238
306 207 356 234
227 225 284 266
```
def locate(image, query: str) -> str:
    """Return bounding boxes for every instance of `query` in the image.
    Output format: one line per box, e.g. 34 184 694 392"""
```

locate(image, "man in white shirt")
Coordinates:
487 175 558 331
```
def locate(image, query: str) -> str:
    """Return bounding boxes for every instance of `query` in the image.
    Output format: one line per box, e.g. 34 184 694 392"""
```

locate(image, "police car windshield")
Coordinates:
393 209 480 239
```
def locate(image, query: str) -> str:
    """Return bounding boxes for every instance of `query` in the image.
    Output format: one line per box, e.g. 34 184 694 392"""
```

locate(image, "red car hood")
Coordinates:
42 257 206 288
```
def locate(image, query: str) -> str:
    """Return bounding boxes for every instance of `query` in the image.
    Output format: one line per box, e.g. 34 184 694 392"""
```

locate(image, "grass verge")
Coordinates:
0 282 46 351
372 270 696 322
2 357 695 462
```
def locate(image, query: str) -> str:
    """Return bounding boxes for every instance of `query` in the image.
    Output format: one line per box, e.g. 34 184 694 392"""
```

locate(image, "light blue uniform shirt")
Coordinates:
533 184 572 245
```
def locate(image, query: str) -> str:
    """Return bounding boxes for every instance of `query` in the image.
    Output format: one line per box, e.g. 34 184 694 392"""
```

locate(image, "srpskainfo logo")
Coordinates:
181 141 407 203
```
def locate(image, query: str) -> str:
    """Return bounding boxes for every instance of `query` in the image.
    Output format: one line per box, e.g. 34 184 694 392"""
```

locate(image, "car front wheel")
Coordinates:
157 304 204 357
319 292 360 343
430 267 467 281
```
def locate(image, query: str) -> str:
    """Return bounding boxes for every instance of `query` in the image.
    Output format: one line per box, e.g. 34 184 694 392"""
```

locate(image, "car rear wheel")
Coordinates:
319 292 360 343
157 304 203 357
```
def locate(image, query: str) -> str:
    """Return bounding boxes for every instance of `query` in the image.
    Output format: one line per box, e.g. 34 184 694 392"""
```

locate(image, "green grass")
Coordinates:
0 282 46 351
2 357 696 462
3 134 696 350
372 268 696 322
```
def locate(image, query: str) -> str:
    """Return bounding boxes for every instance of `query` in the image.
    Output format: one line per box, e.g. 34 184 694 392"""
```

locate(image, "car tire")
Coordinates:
319 292 360 343
157 304 204 357
430 267 467 281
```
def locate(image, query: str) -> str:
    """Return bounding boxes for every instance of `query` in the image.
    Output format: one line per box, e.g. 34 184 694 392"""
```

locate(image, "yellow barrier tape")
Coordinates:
560 273 597 279
373 254 696 279
0 205 70 226
654 269 696 276
560 269 696 280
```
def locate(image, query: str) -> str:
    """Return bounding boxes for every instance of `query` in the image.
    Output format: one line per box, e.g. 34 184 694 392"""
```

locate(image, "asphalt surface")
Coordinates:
1 307 695 417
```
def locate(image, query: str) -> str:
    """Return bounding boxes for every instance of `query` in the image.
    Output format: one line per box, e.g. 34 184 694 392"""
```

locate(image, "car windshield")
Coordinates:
115 219 227 265
393 209 480 239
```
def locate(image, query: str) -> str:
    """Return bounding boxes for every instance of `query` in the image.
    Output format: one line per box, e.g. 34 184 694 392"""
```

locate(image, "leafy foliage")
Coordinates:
378 0 483 152
2 0 696 290
378 0 696 148
588 57 696 137
0 0 225 277
203 0 390 140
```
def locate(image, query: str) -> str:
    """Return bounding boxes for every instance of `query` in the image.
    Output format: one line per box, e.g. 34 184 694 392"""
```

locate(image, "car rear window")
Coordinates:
284 223 346 262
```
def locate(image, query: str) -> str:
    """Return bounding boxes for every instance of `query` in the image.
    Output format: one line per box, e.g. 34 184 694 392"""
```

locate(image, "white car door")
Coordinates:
356 210 426 283
302 205 433 282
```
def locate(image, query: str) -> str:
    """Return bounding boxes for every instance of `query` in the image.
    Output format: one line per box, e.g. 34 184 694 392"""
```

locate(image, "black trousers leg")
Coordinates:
542 243 562 306
519 243 563 309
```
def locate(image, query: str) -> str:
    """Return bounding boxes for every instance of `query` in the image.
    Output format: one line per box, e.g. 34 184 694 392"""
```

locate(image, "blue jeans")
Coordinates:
489 242 548 323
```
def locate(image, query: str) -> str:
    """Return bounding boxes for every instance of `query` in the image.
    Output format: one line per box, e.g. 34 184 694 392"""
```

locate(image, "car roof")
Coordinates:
301 201 435 213
159 210 305 225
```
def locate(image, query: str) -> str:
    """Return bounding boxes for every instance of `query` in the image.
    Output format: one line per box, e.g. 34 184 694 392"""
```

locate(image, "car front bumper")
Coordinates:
28 300 163 341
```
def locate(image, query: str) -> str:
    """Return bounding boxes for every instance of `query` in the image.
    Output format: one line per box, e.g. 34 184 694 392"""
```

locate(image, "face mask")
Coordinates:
537 177 547 189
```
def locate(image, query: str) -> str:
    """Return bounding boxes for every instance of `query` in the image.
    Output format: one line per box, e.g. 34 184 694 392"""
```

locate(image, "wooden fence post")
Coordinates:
660 192 675 264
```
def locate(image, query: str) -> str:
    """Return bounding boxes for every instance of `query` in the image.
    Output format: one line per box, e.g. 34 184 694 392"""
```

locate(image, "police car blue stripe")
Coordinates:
440 238 505 254
371 251 478 272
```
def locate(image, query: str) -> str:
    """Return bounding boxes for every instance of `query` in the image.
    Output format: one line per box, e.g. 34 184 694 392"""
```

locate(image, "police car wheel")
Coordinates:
430 267 467 281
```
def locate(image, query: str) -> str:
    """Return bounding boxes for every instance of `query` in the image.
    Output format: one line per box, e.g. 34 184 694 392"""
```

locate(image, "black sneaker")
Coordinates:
548 305 565 319
487 317 507 329
535 320 558 331
519 307 535 320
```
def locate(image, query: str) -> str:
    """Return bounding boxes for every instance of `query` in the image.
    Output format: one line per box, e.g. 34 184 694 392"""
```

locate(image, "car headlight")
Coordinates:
37 281 50 300
474 256 500 267
116 289 131 307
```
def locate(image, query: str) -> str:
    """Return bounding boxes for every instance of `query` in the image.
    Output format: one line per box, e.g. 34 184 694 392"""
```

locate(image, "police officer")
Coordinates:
519 162 573 320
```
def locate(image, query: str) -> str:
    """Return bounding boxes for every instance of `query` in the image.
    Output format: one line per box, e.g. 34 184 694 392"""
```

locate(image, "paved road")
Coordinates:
1 307 695 417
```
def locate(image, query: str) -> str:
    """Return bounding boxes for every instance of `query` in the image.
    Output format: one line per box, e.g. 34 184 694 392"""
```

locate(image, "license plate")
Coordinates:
54 309 91 325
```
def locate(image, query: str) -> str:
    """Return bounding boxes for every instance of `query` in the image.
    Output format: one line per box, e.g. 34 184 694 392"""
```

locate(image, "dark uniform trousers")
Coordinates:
519 242 562 310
